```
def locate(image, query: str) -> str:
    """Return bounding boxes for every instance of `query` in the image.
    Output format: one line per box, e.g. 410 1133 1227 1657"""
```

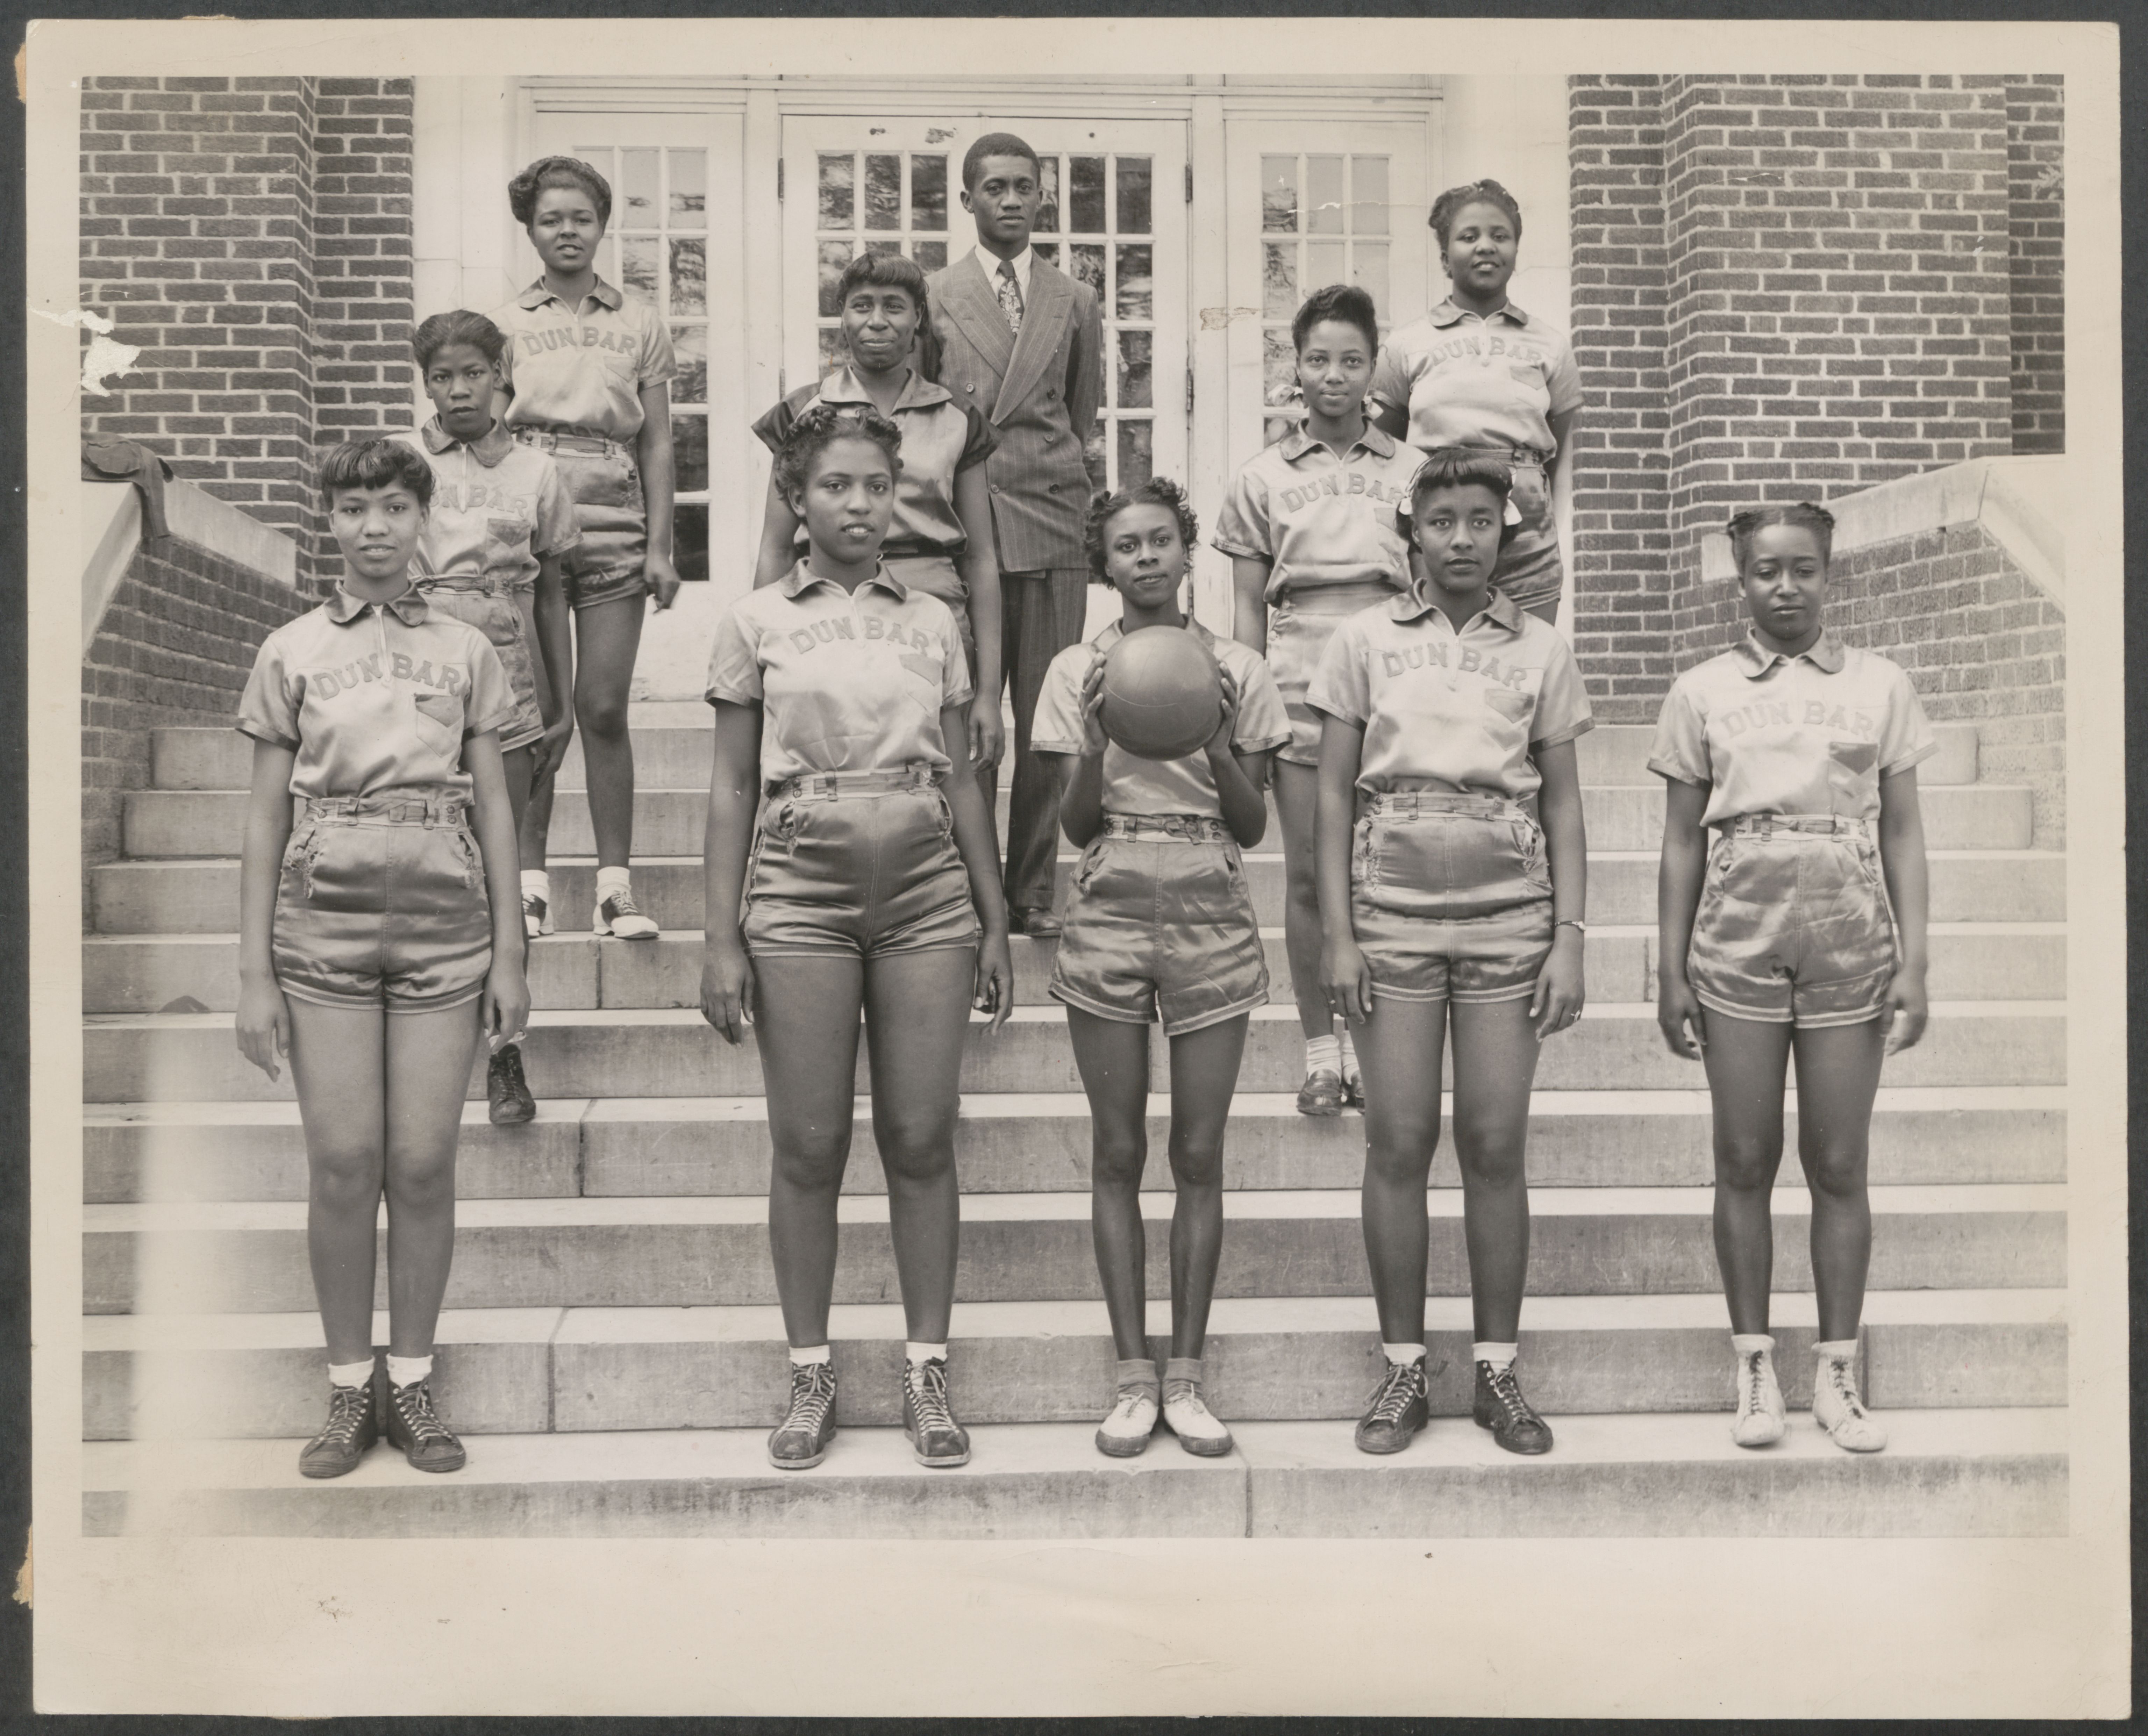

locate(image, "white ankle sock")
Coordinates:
1306 1034 1341 1075
595 866 631 901
1381 1341 1425 1367
521 869 550 901
1813 1338 1860 1363
906 1341 947 1366
1473 1341 1517 1371
327 1358 374 1391
1731 1332 1776 1356
384 1353 432 1389
788 1343 831 1366
1337 1028 1360 1081
1115 1357 1159 1393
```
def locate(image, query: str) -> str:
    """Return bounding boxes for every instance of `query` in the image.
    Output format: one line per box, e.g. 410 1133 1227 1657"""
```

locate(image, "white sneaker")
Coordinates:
593 885 659 940
1094 1384 1159 1458
1729 1334 1786 1448
1161 1358 1234 1457
523 890 553 940
1812 1341 1887 1453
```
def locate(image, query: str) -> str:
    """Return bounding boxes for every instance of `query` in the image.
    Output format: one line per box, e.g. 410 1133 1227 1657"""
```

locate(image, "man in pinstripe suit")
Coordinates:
928 132 1105 937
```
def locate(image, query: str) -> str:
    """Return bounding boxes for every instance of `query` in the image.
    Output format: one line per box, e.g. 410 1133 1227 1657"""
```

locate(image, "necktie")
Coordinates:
995 258 1025 336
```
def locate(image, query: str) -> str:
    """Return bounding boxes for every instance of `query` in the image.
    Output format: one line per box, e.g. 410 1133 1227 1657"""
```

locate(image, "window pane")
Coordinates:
1116 419 1153 489
668 238 707 316
1351 156 1389 236
1261 156 1298 232
1070 155 1106 232
1067 243 1105 297
1116 157 1152 234
912 239 947 273
863 153 900 230
1263 326 1299 406
1115 244 1153 322
670 324 707 405
672 414 709 494
1263 242 1297 320
1307 156 1345 236
818 325 845 375
1306 238 1345 291
817 239 854 318
1083 426 1108 494
864 238 901 258
911 154 947 233
1031 241 1059 268
620 236 658 302
669 150 706 228
673 502 709 584
818 154 854 228
1034 157 1061 234
1352 242 1389 316
1116 328 1153 409
621 149 659 224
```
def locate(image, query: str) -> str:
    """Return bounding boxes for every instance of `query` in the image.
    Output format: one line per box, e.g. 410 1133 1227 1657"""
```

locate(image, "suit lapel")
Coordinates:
939 254 1016 382
995 260 1073 424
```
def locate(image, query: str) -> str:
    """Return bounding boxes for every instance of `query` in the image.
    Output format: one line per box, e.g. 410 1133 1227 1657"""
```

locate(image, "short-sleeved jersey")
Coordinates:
393 419 580 594
1031 617 1291 818
493 277 678 442
1647 631 1938 828
705 559 974 787
752 366 996 560
1211 423 1423 604
1371 299 1584 458
1307 585 1593 801
236 585 519 804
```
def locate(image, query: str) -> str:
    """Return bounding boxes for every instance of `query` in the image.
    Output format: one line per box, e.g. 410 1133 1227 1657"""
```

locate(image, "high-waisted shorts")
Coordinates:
1349 791 1554 1005
742 767 982 961
1689 815 1896 1028
416 577 544 752
1267 581 1401 767
1050 813 1269 1036
517 430 649 610
272 797 493 1014
1479 452 1562 615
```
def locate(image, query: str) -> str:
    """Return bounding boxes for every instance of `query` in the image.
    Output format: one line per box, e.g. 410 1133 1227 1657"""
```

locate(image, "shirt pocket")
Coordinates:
414 690 465 759
1827 738 1880 814
485 514 534 574
1482 684 1534 728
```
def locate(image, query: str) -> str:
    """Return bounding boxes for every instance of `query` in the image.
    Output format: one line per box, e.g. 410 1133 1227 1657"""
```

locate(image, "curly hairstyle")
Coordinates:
508 156 613 229
1292 282 1380 357
1726 501 1836 571
320 437 435 510
1083 476 1199 583
961 131 1042 191
834 251 942 384
411 309 507 373
1395 448 1515 544
1428 178 1524 251
772 401 906 505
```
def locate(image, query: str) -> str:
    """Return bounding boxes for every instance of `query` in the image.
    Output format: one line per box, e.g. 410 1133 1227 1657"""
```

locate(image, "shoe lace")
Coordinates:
1366 1360 1422 1424
391 1380 453 1445
1483 1362 1538 1426
605 887 644 917
1825 1358 1868 1418
493 1045 526 1085
784 1362 837 1433
1106 1387 1155 1425
522 890 547 915
316 1385 370 1446
906 1360 957 1433
1742 1351 1769 1411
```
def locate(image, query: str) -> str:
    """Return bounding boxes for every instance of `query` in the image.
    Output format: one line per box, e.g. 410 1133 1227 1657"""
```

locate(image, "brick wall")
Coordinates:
82 537 309 866
2005 78 2064 454
79 76 415 589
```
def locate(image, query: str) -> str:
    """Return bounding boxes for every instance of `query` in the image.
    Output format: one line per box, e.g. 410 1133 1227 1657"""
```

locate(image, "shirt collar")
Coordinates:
1733 628 1846 677
1388 583 1526 634
1426 296 1530 330
778 558 909 602
419 416 515 467
1088 614 1218 655
815 364 954 415
517 274 625 314
974 242 1033 297
1278 421 1399 464
326 583 429 626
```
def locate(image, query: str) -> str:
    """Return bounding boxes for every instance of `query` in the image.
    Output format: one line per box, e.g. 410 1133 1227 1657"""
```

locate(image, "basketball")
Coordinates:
1098 626 1223 761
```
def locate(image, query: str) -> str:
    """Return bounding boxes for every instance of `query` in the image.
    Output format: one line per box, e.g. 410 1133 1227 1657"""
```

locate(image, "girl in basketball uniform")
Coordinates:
234 439 530 1479
1217 284 1423 1118
1310 450 1591 1458
1651 502 1933 1454
700 404 1014 1472
1033 478 1290 1458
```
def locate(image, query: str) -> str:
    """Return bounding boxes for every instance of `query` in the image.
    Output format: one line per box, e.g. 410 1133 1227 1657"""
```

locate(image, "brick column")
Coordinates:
2005 77 2064 454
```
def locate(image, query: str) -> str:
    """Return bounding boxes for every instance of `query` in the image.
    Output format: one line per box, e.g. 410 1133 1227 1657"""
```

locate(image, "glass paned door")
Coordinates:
784 117 1188 501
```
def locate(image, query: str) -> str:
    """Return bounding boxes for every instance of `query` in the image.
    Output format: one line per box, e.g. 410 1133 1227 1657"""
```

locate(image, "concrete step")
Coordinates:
85 1086 2069 1203
83 1290 2068 1440
121 776 2034 859
82 1183 2068 1314
86 847 2069 934
148 720 1988 795
81 920 2066 1016
79 1405 2064 1539
82 1002 2069 1105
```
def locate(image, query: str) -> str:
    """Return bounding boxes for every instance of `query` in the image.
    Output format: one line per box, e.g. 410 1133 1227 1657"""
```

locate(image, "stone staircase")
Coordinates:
80 706 2069 1538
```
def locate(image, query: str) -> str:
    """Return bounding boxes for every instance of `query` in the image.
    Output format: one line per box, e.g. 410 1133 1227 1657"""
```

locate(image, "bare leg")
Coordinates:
570 596 646 871
862 947 979 1343
1351 995 1448 1344
1792 1018 1887 1342
753 955 866 1348
380 1002 485 1356
501 744 534 839
287 1001 387 1366
1161 1014 1250 1358
1699 1010 1795 1336
1272 761 1331 1043
1446 997 1544 1342
1067 1008 1153 1361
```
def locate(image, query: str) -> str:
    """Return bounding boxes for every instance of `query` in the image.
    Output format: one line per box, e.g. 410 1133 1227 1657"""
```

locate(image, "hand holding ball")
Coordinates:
1098 627 1223 761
